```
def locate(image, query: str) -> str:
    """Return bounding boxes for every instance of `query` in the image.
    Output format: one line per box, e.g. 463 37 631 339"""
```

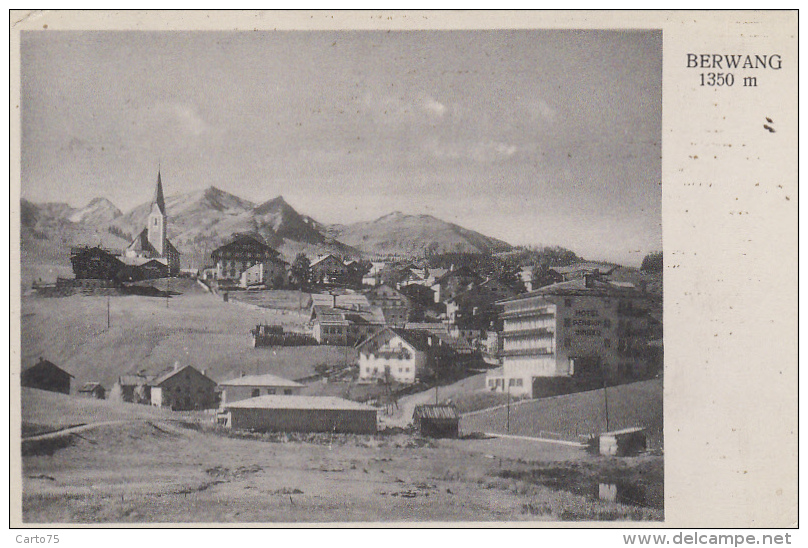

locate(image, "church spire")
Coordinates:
153 169 166 215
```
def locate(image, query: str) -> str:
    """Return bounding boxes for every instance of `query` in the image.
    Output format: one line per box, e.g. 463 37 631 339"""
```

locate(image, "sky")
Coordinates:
20 30 661 266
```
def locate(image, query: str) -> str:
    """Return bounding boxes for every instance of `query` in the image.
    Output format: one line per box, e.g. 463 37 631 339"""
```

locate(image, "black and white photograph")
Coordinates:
11 10 794 529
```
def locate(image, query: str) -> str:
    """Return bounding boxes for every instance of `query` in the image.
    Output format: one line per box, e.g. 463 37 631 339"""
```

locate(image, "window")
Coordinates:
267 388 276 395
516 379 523 387
284 389 292 395
565 298 573 307
251 388 260 397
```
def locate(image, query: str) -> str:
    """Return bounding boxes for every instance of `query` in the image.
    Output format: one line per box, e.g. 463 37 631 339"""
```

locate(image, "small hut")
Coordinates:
598 427 647 456
78 382 106 400
412 404 460 438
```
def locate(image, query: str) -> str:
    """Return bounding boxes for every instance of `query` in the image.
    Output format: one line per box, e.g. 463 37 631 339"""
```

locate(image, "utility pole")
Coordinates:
107 296 111 329
506 381 511 433
434 383 438 405
600 359 610 432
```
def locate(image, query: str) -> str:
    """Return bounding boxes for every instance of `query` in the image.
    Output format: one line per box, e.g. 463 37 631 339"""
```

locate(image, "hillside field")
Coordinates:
19 389 662 523
460 379 663 449
20 280 354 390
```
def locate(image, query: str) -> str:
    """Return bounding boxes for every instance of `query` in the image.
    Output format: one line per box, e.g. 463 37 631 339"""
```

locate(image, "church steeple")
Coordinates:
153 169 166 216
147 169 167 257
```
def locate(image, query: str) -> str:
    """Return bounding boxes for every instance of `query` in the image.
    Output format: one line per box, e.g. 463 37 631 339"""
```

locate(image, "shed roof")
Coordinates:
23 359 74 378
152 365 216 387
496 277 643 303
224 395 375 411
413 404 459 421
118 374 154 386
220 373 302 388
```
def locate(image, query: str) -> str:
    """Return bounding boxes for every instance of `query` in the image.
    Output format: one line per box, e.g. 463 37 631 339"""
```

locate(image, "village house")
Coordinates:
69 246 125 280
399 283 439 322
405 322 474 356
361 261 387 286
364 284 411 327
309 254 349 285
446 277 518 331
355 327 439 384
78 382 106 400
150 364 218 411
123 171 181 276
219 373 303 405
519 267 535 292
210 234 287 285
310 304 386 346
21 358 73 395
550 263 619 282
488 274 653 397
109 373 154 404
239 260 289 289
431 265 483 303
343 259 372 288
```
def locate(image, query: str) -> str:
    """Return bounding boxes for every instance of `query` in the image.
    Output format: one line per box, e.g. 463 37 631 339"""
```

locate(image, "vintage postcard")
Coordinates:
9 10 797 530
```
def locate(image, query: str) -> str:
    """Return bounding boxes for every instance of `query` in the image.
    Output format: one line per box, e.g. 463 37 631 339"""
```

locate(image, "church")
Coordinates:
124 171 181 276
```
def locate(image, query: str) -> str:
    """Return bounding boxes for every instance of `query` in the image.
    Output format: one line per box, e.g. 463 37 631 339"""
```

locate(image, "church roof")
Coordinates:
153 171 166 215
125 228 180 258
127 228 159 255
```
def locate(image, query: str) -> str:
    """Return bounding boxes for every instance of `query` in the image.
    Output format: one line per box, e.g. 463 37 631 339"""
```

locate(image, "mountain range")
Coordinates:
20 186 515 268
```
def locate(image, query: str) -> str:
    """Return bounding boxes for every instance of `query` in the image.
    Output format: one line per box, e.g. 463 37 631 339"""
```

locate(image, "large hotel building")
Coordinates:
487 274 654 397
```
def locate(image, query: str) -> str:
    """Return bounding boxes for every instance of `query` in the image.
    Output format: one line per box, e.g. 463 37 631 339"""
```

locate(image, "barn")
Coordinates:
412 404 460 438
21 358 73 395
220 395 377 434
78 382 106 400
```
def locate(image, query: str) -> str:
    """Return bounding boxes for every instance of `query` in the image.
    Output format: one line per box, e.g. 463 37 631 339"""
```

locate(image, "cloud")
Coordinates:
171 103 209 136
150 102 209 137
422 97 447 118
425 137 519 163
522 98 556 122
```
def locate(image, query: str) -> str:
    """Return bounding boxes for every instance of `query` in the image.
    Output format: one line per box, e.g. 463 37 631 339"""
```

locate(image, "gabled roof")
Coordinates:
447 277 519 304
127 228 158 255
118 374 154 386
434 265 482 284
427 268 449 280
311 305 385 326
152 365 216 387
413 404 459 421
404 322 449 334
355 327 434 353
210 234 279 257
310 254 345 268
310 292 371 310
23 359 74 378
79 382 104 393
550 262 619 276
219 373 302 388
496 277 643 303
